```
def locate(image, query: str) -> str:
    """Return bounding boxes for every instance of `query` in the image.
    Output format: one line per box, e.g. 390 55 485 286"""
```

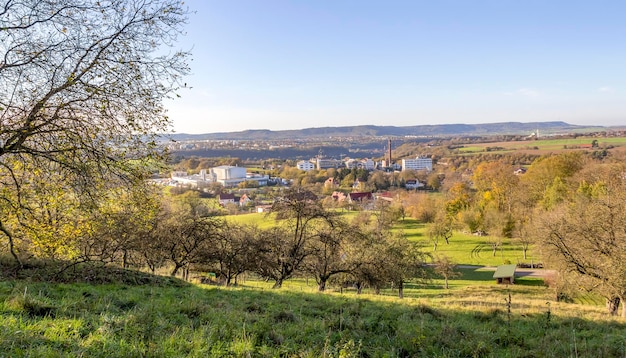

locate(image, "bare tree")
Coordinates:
304 221 352 292
252 226 298 289
433 255 461 289
260 188 337 288
206 222 258 286
156 214 220 278
0 0 189 266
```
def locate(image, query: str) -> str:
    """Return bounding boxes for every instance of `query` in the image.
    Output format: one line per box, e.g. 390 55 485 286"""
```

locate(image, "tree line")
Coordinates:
2 185 430 298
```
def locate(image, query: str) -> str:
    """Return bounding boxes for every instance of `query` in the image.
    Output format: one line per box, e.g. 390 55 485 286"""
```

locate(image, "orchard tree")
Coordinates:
433 255 461 289
83 184 162 268
0 0 189 266
261 188 337 288
346 207 430 297
252 226 295 288
382 234 430 299
536 163 626 316
304 222 351 292
207 222 257 286
371 199 403 232
155 191 219 277
342 226 390 294
427 209 453 251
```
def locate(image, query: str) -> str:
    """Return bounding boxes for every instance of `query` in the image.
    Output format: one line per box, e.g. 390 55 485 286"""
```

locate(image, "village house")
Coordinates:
348 192 374 203
218 193 236 207
324 177 339 188
239 193 252 207
405 179 423 189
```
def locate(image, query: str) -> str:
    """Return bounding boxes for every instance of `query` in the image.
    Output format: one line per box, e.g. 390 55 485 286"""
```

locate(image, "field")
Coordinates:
1 265 624 357
457 136 626 156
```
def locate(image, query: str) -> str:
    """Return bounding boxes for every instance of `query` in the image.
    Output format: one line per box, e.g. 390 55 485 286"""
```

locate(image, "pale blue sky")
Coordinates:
166 1 626 134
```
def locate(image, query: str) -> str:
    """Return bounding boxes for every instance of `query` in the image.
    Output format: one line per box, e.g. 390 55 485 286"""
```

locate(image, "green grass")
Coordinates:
1 275 624 357
398 218 538 266
225 212 277 229
456 136 626 155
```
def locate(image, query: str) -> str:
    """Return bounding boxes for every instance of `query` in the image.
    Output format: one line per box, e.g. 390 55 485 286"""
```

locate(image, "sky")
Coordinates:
166 1 626 134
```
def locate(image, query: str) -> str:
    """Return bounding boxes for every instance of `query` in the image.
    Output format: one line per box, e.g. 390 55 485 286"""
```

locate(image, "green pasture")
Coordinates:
532 136 626 148
225 212 277 229
403 217 539 266
407 228 538 267
0 271 622 357
456 136 626 155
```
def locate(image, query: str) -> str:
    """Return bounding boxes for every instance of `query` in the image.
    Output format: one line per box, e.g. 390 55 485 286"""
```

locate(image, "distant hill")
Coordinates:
168 121 601 141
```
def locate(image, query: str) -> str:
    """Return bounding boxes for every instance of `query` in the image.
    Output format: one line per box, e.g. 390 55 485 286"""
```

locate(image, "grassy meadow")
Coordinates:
1 266 624 357
0 212 622 357
456 136 626 156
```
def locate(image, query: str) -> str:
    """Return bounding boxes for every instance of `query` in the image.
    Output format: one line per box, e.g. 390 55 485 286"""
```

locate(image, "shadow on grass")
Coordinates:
1 274 624 357
458 267 495 281
515 277 545 286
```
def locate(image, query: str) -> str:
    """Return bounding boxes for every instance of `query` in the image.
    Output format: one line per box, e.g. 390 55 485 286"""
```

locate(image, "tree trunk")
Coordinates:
318 278 327 292
606 296 620 316
398 280 404 299
225 269 233 286
171 263 183 277
122 250 128 269
444 277 449 289
272 278 283 289
0 222 22 268
356 282 363 294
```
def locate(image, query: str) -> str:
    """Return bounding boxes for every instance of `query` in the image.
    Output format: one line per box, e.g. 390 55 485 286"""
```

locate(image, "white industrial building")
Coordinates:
401 156 433 171
296 160 316 171
210 165 269 187
210 165 247 182
344 158 375 170
171 166 269 188
361 158 375 171
316 158 342 170
170 169 211 187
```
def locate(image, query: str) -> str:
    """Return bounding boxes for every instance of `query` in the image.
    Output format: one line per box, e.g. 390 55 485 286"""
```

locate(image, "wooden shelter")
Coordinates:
493 264 516 284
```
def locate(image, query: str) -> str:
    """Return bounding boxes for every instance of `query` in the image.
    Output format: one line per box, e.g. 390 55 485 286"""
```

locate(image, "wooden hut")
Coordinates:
493 264 516 284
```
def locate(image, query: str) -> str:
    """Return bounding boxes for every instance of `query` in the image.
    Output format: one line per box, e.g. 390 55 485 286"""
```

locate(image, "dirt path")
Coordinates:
457 265 556 278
